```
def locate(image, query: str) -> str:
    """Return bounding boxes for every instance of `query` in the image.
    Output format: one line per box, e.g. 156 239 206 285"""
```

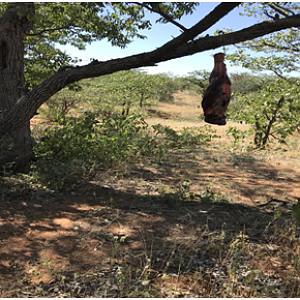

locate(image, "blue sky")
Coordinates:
59 2 259 76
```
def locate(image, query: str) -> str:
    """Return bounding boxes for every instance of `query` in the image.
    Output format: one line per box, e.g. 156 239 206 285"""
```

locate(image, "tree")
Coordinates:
2 2 300 172
69 71 179 117
227 76 300 148
86 70 160 116
150 73 183 103
226 3 300 77
224 3 300 147
183 70 211 95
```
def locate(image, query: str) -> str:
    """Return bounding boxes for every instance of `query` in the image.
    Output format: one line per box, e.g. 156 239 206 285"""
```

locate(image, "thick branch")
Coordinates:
2 9 300 135
156 2 240 52
168 14 300 59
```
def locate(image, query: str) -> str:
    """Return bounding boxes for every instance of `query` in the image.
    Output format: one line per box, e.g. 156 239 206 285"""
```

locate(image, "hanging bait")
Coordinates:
201 52 231 126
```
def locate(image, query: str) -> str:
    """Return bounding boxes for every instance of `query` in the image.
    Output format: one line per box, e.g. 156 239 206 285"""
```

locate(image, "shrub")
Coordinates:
39 85 82 124
34 113 163 187
152 123 219 148
34 112 218 188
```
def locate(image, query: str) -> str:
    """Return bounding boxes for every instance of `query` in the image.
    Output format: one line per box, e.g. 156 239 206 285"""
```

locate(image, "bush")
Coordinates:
226 126 253 148
152 123 219 148
39 85 82 124
34 113 163 187
34 112 218 188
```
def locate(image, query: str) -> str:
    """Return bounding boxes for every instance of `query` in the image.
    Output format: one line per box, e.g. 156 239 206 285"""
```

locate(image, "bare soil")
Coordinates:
1 91 300 297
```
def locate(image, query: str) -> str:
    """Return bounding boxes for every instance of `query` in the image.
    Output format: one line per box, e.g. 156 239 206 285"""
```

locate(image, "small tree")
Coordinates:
41 85 82 125
81 70 162 116
228 77 300 148
151 73 183 103
225 3 300 148
183 70 211 95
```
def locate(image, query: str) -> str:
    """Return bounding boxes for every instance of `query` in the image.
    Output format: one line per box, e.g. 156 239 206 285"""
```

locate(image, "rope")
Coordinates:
218 30 226 54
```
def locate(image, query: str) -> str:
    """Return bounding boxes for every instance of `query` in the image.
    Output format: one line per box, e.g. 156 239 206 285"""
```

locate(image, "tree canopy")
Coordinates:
226 2 300 76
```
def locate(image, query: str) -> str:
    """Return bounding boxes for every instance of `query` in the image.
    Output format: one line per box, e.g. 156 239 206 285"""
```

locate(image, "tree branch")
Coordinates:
272 69 294 83
155 2 240 51
262 96 285 146
131 2 188 32
273 3 295 16
28 25 75 36
4 7 300 135
170 14 300 60
261 41 300 52
268 4 290 18
263 10 277 20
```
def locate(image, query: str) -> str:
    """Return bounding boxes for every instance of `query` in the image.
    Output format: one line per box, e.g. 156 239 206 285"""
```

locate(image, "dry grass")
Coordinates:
1 90 300 297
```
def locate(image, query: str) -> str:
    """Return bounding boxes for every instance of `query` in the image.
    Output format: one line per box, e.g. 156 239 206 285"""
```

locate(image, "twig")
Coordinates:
263 10 277 20
261 41 300 53
273 3 295 16
256 198 289 207
131 2 188 32
28 25 75 36
268 4 290 18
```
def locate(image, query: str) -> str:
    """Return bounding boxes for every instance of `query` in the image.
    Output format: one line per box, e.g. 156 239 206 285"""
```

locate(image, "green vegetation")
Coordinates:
1 79 300 296
226 3 300 148
1 2 300 298
41 70 185 123
34 111 216 188
227 73 300 149
41 69 300 153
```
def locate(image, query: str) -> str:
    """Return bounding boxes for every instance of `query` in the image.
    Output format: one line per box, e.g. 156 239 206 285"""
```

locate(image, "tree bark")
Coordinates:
2 2 300 171
0 3 34 172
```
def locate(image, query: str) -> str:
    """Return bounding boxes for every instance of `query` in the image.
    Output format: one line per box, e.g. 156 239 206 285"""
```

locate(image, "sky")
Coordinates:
59 2 260 77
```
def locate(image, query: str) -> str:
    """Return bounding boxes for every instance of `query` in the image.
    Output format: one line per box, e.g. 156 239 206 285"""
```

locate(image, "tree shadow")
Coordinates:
0 146 299 296
0 179 295 297
139 148 300 203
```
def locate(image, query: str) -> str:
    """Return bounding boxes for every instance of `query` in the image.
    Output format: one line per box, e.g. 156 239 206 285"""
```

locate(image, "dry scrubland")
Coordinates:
1 91 300 297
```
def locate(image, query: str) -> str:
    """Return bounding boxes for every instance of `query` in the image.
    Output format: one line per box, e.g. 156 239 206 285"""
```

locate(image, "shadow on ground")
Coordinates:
0 177 296 297
0 148 299 297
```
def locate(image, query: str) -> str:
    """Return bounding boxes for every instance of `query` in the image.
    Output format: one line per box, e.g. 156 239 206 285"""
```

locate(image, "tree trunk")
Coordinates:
0 3 34 173
139 94 145 109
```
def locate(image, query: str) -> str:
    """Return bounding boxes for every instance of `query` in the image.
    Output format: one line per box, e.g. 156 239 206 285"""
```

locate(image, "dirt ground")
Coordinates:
1 91 300 297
